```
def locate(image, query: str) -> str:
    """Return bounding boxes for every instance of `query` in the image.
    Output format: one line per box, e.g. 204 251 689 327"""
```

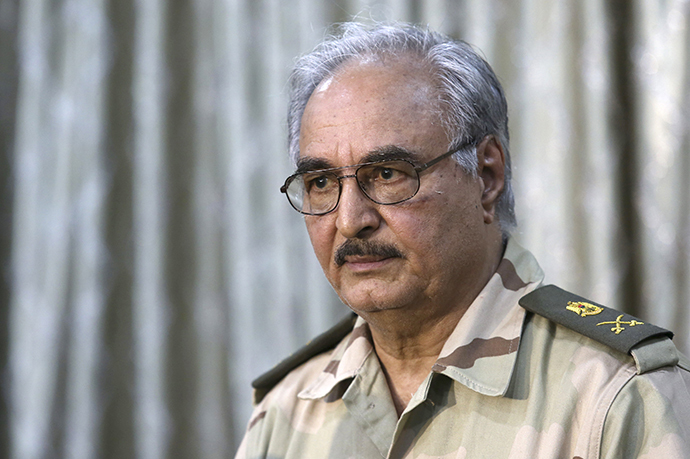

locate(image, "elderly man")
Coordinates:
236 23 690 458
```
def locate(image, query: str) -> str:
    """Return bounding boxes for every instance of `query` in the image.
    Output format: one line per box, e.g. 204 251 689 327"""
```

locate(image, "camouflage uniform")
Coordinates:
236 239 690 458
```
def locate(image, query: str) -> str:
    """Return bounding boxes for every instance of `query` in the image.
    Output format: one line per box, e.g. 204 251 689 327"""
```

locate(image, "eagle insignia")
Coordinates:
566 301 603 317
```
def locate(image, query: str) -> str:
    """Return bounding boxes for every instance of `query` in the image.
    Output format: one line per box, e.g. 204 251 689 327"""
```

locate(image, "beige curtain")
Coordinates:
2 0 688 458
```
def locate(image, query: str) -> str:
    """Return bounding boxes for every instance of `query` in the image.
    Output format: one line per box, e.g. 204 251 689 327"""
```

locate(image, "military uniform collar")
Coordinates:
298 316 374 400
431 239 544 395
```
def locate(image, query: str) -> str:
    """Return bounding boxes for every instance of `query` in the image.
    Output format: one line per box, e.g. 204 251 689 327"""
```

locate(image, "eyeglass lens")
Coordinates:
286 160 420 215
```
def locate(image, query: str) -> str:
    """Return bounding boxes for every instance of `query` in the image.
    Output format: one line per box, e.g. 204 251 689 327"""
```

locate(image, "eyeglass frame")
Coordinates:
280 141 475 216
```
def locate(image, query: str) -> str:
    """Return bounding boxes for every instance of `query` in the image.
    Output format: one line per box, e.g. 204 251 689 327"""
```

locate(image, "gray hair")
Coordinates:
287 22 516 233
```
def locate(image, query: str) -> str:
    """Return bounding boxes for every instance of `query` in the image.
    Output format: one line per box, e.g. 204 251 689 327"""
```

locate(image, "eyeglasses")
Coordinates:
280 143 471 215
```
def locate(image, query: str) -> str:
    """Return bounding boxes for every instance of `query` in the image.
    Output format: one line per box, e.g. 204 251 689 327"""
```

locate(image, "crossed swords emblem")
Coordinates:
566 301 645 335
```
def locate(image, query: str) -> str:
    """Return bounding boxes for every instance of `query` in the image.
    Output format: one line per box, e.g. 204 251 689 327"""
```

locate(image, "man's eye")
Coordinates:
372 166 406 181
304 174 333 190
313 176 329 188
378 168 397 180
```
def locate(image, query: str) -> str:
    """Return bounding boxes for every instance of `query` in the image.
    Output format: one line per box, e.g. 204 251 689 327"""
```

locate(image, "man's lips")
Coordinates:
344 255 388 263
342 255 396 272
334 239 404 267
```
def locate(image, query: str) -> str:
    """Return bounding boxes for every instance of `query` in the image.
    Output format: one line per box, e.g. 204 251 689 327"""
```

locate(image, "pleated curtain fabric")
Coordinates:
2 0 689 458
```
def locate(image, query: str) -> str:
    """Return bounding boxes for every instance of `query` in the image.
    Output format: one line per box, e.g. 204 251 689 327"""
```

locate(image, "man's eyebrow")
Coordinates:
294 145 420 174
295 157 333 174
360 145 420 164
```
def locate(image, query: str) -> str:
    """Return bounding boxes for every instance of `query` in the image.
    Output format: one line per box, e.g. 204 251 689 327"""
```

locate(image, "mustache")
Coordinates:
334 239 404 267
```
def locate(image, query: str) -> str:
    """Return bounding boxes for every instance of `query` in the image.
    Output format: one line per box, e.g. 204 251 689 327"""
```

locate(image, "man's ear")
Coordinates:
476 135 506 224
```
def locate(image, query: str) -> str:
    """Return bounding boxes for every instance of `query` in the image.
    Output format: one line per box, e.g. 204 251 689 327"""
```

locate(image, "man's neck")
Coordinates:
362 233 506 416
369 308 468 416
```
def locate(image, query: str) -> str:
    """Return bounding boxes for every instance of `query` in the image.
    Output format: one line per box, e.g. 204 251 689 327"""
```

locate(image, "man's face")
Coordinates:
299 58 496 321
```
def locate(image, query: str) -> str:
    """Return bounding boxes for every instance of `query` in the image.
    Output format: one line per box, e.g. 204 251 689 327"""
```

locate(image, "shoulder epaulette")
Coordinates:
251 313 357 400
519 285 675 369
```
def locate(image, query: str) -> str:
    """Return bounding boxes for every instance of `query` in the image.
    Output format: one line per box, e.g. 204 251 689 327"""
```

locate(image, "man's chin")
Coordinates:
337 285 410 316
345 304 403 321
330 266 419 309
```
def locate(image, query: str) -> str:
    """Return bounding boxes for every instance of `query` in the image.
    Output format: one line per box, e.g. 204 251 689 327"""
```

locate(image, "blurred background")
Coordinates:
0 0 688 458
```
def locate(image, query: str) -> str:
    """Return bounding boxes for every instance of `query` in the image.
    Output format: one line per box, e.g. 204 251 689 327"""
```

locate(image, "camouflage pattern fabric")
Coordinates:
236 239 690 458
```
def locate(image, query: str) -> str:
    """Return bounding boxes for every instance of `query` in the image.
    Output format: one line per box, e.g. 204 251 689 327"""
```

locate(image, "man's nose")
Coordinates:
335 177 382 239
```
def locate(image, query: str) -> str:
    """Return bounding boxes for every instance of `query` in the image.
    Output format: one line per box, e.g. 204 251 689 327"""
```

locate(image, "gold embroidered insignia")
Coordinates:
596 314 645 335
566 301 603 317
